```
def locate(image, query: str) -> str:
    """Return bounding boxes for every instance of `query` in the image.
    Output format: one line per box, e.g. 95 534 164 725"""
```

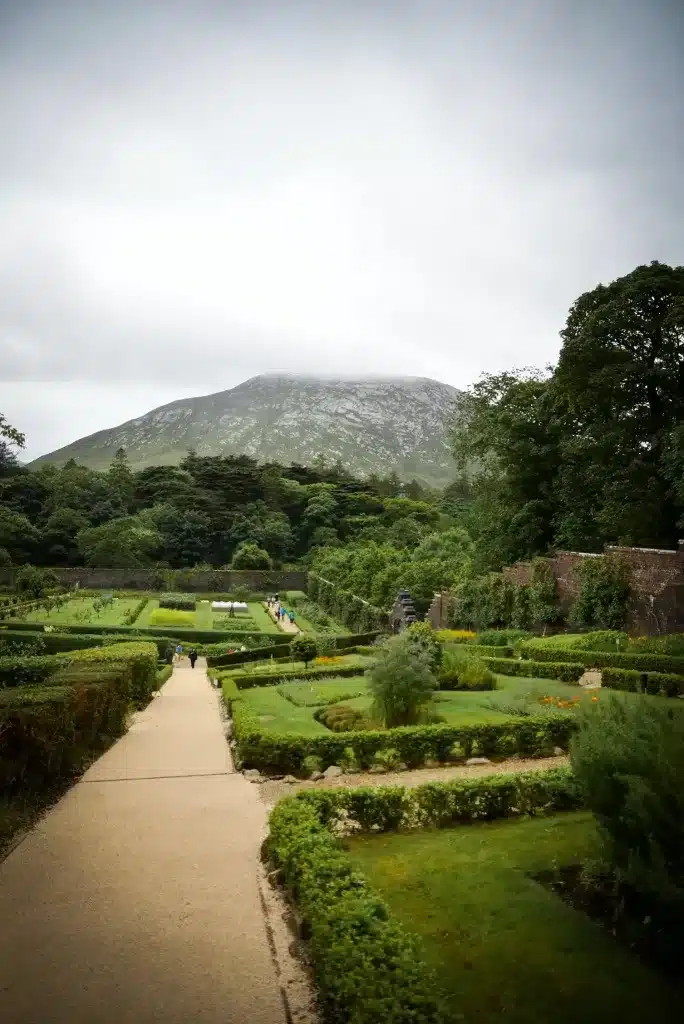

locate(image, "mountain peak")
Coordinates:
32 374 462 486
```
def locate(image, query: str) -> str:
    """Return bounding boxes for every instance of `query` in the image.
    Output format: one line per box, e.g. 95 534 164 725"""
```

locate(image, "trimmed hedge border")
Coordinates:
207 642 292 668
484 658 585 683
600 667 684 697
267 768 580 1024
444 642 514 658
0 621 270 643
229 664 369 690
521 643 684 675
223 679 577 774
0 673 131 792
0 641 158 707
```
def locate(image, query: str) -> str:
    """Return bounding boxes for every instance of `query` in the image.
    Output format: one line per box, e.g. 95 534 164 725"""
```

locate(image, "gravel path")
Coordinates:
259 753 570 806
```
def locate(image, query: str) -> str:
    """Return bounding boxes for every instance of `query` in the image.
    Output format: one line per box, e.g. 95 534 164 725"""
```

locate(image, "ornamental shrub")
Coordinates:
438 649 496 691
600 667 684 698
290 635 317 667
484 657 585 683
569 555 631 630
367 632 437 727
570 693 684 903
159 593 196 611
405 621 442 670
231 542 272 570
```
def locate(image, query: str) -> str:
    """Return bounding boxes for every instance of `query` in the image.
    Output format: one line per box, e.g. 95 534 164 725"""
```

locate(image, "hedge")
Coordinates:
0 621 270 644
156 664 174 687
226 686 577 774
267 796 447 1024
56 642 158 707
600 667 684 698
207 642 291 668
159 592 196 610
267 768 580 1024
484 658 585 683
229 663 369 690
444 642 514 659
521 643 684 675
0 641 158 706
0 674 130 792
307 573 390 633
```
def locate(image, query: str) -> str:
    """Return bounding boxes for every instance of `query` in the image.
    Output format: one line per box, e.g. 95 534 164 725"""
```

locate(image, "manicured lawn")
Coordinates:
347 813 684 1024
237 674 592 734
239 685 329 736
245 602 283 633
24 596 144 626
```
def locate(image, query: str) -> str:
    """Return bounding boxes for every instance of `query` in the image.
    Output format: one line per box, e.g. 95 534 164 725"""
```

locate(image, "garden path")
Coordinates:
0 662 287 1024
264 601 300 634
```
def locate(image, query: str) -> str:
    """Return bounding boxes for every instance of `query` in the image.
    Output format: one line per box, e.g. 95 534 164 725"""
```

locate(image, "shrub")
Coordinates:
600 667 684 698
14 564 59 599
434 629 476 643
302 754 323 777
569 554 631 630
159 593 196 611
231 542 272 570
405 621 442 670
484 658 585 683
367 632 437 727
520 644 684 675
315 703 369 733
438 649 496 691
267 798 447 1024
57 641 158 707
477 629 531 647
0 672 131 792
290 635 317 667
156 664 173 687
123 596 148 625
571 630 629 652
372 747 404 771
628 634 684 657
570 693 684 903
230 664 368 689
232 708 577 775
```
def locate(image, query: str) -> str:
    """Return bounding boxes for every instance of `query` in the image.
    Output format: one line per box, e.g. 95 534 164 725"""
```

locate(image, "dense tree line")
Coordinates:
453 262 684 566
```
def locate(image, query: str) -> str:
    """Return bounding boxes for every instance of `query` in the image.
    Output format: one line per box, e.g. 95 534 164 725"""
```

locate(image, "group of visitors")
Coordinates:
267 594 295 626
166 644 198 668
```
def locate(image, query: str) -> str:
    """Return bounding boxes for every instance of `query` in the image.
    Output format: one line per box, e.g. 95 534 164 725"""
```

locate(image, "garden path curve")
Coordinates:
0 662 286 1024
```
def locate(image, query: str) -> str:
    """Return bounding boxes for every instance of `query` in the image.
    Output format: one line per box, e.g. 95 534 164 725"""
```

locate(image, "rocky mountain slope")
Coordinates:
32 374 462 486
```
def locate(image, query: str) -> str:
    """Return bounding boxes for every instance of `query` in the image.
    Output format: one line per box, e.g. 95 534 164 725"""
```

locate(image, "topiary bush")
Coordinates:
289 634 317 667
159 593 196 611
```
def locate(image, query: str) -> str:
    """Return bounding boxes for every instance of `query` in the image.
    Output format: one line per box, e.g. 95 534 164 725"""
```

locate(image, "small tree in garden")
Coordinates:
367 632 437 727
290 635 317 667
570 693 684 903
231 542 272 570
405 620 442 670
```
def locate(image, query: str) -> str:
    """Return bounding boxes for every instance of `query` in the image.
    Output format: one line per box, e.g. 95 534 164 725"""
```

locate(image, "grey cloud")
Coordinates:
0 0 683 456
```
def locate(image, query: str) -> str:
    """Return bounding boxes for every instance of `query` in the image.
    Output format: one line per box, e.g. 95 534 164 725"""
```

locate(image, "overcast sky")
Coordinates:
1 0 683 461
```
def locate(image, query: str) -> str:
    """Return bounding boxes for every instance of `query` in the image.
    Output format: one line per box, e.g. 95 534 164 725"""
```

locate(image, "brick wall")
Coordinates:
0 567 308 593
432 542 684 635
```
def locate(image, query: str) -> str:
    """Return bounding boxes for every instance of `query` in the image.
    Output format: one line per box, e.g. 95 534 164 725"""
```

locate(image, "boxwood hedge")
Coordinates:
483 658 585 683
223 679 576 774
267 768 580 1024
521 644 684 675
600 667 684 697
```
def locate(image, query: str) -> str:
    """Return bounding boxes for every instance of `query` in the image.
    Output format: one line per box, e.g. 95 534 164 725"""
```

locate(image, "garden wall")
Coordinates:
0 567 308 592
429 541 684 635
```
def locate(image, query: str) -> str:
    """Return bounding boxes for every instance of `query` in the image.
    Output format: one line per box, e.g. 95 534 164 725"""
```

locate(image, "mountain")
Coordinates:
31 374 463 487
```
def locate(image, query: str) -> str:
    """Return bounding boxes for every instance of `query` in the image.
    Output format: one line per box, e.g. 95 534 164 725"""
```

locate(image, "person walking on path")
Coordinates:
288 610 295 626
189 648 198 669
175 643 183 663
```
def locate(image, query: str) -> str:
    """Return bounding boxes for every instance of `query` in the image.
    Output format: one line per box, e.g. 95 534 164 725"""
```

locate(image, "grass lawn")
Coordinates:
238 684 330 735
347 813 684 1024
245 602 283 634
24 596 145 627
236 674 593 734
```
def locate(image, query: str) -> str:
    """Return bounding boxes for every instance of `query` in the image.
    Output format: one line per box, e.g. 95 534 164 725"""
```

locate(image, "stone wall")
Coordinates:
0 567 308 593
431 541 684 635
